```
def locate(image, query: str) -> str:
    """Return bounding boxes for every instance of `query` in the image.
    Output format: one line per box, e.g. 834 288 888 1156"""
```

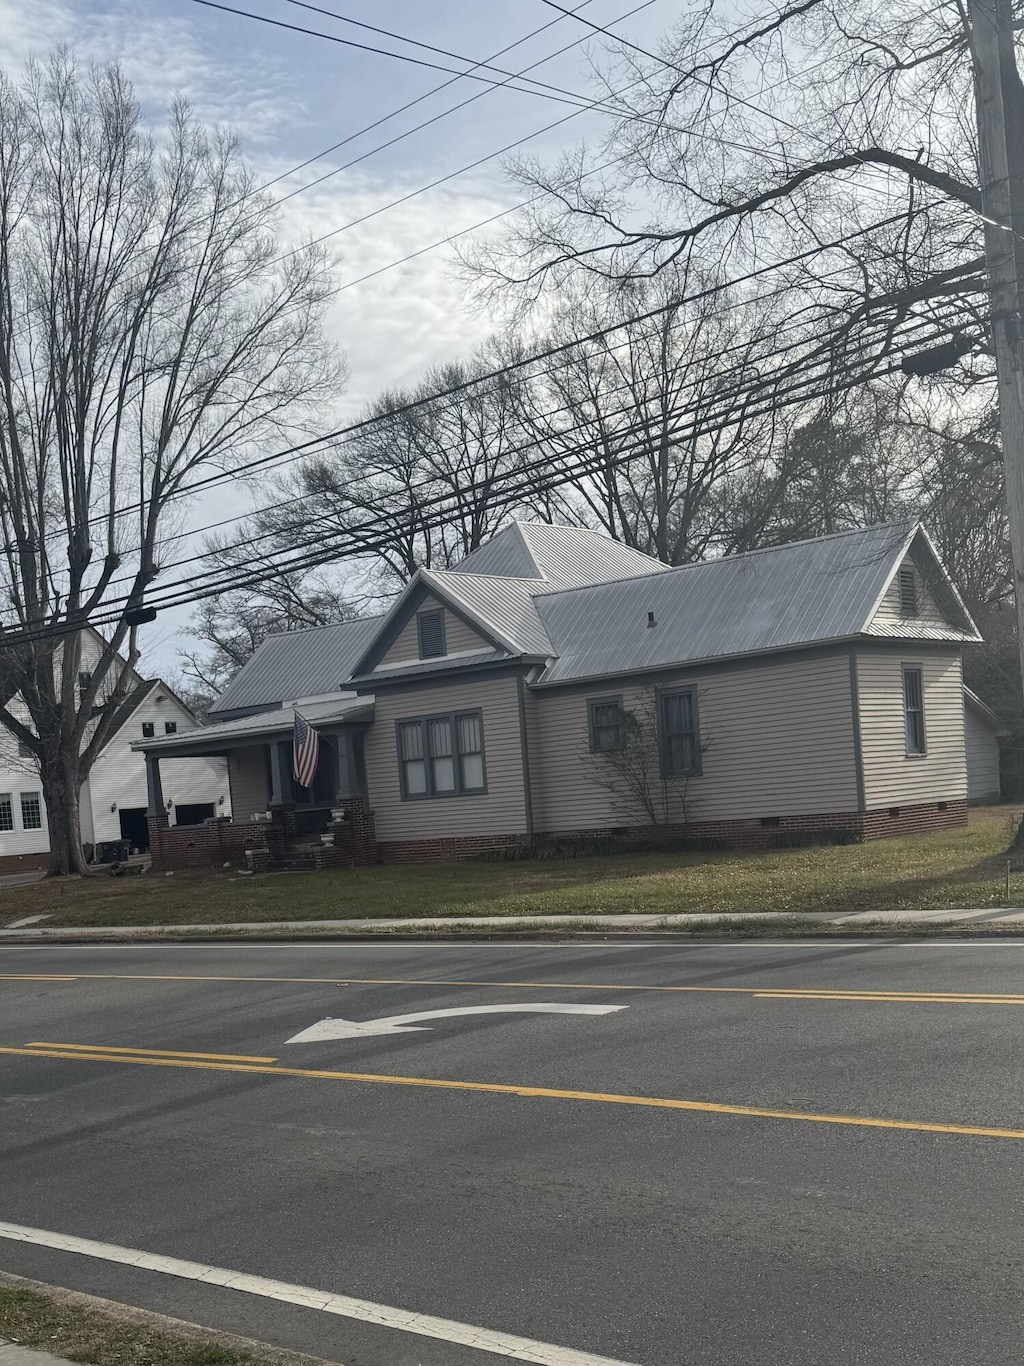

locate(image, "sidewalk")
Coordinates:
0 1345 72 1366
2 906 1024 941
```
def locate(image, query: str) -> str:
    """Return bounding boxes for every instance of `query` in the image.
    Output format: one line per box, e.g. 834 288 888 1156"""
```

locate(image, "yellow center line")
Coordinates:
755 992 1024 1004
23 1042 278 1063
4 973 1024 1002
1 1044 1021 1141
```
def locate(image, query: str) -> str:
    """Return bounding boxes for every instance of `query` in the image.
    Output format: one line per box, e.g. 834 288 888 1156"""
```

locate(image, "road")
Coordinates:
0 938 1022 1365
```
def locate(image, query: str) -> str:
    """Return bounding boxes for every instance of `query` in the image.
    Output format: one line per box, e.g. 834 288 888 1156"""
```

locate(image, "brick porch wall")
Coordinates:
376 799 968 863
148 815 277 871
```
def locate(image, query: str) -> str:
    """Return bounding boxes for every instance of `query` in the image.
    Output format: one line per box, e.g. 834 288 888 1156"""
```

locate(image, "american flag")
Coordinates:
292 710 320 789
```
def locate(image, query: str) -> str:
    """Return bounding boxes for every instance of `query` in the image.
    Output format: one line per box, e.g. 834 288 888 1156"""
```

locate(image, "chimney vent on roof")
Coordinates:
647 611 656 629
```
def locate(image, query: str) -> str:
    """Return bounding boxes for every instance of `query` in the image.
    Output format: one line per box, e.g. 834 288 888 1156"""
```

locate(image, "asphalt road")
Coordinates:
1 938 1022 1365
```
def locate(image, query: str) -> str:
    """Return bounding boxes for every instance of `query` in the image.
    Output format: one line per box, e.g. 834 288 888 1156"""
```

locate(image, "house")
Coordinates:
137 520 987 870
0 638 229 871
963 687 1007 802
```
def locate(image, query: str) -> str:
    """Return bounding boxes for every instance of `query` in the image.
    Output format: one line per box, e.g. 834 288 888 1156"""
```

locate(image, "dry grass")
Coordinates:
0 806 1018 929
0 1280 312 1366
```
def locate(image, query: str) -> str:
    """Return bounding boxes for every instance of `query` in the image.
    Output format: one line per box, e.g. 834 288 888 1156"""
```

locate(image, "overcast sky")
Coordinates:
0 0 675 679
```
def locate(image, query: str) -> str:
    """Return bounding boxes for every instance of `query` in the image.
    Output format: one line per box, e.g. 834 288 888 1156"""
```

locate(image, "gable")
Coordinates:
378 594 491 668
866 548 971 638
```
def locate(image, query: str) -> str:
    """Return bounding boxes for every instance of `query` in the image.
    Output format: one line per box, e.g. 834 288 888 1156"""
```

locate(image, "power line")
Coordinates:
95 256 983 581
13 208 961 551
3 283 982 643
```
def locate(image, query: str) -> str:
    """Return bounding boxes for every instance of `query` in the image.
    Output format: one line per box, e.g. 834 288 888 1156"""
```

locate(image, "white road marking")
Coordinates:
0 1221 637 1366
285 1002 627 1044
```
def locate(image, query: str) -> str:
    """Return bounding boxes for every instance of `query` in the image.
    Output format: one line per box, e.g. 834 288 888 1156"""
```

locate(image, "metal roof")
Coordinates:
134 695 374 753
452 520 669 589
210 616 382 715
351 647 510 687
427 569 554 656
531 523 979 685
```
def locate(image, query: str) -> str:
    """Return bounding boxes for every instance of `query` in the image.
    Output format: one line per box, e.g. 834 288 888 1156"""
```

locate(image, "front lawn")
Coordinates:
0 805 1018 929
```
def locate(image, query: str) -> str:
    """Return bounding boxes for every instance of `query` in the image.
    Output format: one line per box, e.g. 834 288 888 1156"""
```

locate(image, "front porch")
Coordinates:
134 697 378 872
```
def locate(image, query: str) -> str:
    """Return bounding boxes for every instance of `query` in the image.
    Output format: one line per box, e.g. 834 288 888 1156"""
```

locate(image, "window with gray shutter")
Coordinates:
588 697 624 752
417 610 445 659
659 690 702 776
903 666 925 754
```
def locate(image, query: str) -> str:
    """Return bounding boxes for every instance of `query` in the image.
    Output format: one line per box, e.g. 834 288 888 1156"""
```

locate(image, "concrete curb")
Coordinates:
2 908 1024 945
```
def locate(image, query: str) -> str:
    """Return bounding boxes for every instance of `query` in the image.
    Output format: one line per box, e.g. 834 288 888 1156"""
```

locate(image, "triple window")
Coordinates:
398 711 485 799
903 666 925 755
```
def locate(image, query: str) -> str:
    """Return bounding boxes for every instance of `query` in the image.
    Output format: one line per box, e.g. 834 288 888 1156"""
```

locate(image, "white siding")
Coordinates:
965 707 1002 802
528 652 860 832
870 555 948 629
365 674 528 840
227 747 270 821
0 760 50 857
855 648 966 806
379 597 489 667
87 686 230 841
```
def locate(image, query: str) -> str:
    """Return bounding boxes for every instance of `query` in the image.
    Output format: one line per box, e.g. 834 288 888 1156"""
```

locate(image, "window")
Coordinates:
78 670 92 694
141 721 155 738
164 721 177 735
20 792 42 830
903 666 925 755
17 739 32 758
417 610 446 660
898 567 917 617
0 793 12 832
588 696 624 752
660 689 701 777
397 711 485 799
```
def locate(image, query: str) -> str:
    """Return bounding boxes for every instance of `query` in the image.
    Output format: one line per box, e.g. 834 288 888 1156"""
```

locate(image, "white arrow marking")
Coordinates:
285 1002 627 1044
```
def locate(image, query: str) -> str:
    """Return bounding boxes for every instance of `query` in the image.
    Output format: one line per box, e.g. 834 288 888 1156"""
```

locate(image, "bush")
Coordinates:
474 832 733 862
767 828 861 850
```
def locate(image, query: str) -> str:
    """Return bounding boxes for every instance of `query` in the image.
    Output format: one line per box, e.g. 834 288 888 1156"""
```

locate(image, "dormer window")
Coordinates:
417 610 445 660
898 567 917 617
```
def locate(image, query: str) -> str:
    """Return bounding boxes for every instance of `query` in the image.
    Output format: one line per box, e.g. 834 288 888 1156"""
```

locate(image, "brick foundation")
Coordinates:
376 799 969 863
0 852 49 874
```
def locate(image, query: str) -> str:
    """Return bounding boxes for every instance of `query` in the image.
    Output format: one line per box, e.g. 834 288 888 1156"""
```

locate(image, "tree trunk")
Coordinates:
40 757 90 877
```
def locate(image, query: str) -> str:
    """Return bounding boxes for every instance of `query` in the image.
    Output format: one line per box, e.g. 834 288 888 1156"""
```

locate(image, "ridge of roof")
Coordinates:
259 613 385 643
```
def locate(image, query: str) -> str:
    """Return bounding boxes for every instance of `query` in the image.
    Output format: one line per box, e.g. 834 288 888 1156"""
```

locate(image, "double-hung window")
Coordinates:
588 696 624 752
660 689 701 777
398 711 485 799
0 793 12 832
903 666 925 755
20 792 42 830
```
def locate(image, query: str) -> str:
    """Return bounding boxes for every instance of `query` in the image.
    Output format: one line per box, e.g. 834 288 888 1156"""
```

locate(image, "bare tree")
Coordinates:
512 271 783 562
0 54 341 874
232 335 535 597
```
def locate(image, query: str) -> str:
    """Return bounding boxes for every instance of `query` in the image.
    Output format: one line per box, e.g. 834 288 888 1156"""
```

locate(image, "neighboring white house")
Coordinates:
963 687 1007 803
0 645 229 870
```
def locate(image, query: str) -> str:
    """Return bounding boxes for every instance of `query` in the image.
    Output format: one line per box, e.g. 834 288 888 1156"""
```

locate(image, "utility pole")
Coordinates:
968 0 1024 845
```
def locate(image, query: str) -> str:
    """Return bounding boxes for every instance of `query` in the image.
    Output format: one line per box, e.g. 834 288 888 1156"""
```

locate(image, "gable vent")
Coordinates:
417 610 446 659
898 567 917 617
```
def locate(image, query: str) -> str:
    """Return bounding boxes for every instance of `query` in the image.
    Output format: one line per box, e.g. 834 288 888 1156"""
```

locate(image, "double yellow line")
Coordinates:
5 1039 1024 1141
755 989 1024 1004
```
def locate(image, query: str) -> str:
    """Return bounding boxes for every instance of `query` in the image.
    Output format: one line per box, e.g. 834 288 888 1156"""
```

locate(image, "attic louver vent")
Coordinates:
898 567 917 617
417 610 445 659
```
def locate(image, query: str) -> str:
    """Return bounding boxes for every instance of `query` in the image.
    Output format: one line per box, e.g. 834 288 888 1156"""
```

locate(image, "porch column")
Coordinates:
268 740 290 807
334 731 356 799
145 755 165 816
